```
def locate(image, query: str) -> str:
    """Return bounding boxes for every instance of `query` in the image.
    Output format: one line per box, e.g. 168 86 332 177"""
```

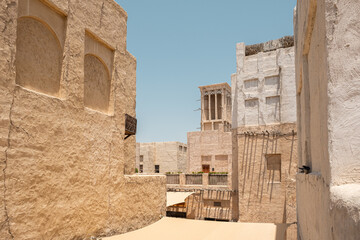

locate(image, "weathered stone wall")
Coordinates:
185 190 233 221
0 0 165 239
234 124 297 240
136 142 187 174
295 0 360 239
187 130 232 173
232 37 297 239
232 43 296 129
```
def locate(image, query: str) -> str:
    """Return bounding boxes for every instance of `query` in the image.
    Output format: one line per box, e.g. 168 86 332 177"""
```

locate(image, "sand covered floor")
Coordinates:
104 217 289 240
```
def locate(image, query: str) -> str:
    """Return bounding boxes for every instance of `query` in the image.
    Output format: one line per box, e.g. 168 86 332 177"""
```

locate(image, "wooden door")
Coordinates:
202 164 210 173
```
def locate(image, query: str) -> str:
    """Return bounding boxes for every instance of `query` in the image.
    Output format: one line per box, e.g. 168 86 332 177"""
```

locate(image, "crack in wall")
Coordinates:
3 90 15 240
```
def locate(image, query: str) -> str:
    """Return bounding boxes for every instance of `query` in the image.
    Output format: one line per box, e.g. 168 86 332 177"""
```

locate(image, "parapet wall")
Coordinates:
0 0 164 239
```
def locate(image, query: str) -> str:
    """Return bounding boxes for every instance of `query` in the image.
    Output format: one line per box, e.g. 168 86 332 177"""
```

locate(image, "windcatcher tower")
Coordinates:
199 83 232 132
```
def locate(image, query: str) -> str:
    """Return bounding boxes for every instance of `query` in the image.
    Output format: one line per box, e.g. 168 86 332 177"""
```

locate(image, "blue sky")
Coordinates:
115 0 296 143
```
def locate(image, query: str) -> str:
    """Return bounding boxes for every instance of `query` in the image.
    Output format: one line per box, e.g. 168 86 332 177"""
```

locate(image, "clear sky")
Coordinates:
115 0 296 143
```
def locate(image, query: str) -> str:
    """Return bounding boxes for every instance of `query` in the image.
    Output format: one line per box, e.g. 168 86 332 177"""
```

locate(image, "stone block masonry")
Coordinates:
231 37 297 239
0 0 165 239
295 0 360 239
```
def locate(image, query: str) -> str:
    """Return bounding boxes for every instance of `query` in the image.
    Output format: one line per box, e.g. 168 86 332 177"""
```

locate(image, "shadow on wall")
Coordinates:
239 133 295 204
237 130 297 229
185 190 232 221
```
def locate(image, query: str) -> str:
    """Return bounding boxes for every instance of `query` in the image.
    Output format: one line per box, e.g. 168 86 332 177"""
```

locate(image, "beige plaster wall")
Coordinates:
185 190 233 221
231 37 297 239
187 130 232 173
295 0 360 239
234 124 297 240
0 0 164 239
136 142 187 174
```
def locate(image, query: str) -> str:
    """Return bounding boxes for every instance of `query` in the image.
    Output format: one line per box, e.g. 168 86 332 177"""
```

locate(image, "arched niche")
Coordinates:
15 16 62 96
84 54 111 113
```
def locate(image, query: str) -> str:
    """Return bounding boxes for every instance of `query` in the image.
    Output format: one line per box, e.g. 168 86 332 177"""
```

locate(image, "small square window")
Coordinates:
214 202 221 207
265 154 281 170
155 165 160 173
265 154 281 182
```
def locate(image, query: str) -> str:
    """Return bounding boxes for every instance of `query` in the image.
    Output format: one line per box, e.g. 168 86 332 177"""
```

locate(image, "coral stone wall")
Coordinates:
0 0 164 239
232 38 297 239
295 0 360 239
136 142 187 174
187 130 232 173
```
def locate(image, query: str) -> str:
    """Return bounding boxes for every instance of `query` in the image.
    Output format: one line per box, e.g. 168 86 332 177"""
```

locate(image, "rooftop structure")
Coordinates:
199 83 232 132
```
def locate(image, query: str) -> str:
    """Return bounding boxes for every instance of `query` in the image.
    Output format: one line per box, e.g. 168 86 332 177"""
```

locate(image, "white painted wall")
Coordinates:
232 43 296 128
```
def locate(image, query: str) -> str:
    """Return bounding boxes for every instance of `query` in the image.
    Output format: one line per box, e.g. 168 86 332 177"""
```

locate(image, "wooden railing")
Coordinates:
166 174 180 184
185 174 203 185
209 174 228 186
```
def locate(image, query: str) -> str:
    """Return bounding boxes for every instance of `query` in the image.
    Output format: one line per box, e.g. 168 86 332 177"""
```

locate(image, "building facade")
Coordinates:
295 0 360 239
187 83 232 174
0 0 165 239
136 142 187 174
231 37 297 238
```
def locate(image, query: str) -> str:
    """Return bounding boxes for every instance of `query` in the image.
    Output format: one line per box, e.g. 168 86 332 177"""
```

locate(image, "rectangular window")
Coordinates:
265 154 281 182
215 155 228 161
214 202 221 207
265 96 280 123
155 165 160 173
204 94 209 120
210 94 216 120
184 147 187 152
140 155 143 162
245 98 259 126
179 146 182 151
265 76 280 93
139 164 143 173
201 156 211 162
244 78 259 92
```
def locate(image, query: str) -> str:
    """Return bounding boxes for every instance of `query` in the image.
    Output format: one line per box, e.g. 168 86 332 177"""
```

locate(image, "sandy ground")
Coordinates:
104 217 288 240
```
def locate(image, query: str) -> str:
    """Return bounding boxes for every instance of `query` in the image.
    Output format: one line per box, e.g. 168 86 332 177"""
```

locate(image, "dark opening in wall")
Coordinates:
265 154 281 182
155 165 160 173
204 95 209 120
217 94 222 119
211 94 216 120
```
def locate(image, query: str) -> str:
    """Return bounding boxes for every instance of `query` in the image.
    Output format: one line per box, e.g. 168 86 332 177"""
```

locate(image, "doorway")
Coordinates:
202 164 210 173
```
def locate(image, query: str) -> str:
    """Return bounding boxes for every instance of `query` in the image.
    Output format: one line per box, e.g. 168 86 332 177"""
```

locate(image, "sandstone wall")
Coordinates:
185 190 233 221
235 124 297 225
231 37 297 239
295 0 360 239
187 130 232 173
0 0 165 239
136 142 187 174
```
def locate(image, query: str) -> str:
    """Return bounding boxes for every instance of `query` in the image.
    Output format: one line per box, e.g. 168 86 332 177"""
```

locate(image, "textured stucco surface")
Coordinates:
232 43 296 129
187 130 232 173
0 0 165 239
295 0 360 239
232 38 297 239
136 142 187 174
